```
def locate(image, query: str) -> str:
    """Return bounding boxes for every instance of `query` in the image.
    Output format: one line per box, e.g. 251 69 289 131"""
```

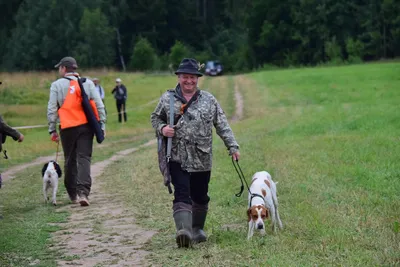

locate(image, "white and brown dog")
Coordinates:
247 171 283 239
42 161 62 206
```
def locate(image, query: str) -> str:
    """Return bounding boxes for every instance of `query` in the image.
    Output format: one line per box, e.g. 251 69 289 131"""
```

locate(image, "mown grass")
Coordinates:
99 62 400 266
0 70 175 266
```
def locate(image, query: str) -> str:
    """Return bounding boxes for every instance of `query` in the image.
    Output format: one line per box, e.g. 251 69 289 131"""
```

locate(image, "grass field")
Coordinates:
1 63 399 266
100 63 400 266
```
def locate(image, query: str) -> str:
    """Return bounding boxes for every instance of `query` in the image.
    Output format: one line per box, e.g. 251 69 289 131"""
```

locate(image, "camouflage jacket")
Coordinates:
151 87 239 172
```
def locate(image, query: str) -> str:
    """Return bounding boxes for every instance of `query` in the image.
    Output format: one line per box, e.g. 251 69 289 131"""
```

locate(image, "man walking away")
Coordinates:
47 56 106 206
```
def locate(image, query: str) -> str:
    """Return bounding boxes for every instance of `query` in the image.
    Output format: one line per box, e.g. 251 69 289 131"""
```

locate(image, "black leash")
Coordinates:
232 158 250 197
232 158 266 207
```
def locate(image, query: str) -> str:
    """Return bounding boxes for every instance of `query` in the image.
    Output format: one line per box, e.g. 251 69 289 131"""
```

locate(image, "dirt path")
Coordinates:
2 74 245 266
51 139 157 267
231 76 244 122
2 155 58 181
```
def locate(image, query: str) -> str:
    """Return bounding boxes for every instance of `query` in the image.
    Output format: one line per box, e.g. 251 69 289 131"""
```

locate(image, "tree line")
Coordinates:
0 0 399 72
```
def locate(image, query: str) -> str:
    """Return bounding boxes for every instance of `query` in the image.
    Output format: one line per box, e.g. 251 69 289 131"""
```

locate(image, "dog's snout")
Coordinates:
257 224 264 230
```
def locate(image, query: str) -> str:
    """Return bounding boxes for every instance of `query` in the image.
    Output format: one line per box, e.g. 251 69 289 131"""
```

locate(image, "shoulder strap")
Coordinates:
63 76 86 83
63 76 87 96
180 90 200 115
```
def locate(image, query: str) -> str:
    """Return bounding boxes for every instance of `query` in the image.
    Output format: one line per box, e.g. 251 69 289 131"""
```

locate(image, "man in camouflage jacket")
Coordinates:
151 58 240 248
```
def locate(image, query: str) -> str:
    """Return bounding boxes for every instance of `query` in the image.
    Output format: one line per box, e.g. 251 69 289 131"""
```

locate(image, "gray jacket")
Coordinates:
47 73 106 133
151 87 239 172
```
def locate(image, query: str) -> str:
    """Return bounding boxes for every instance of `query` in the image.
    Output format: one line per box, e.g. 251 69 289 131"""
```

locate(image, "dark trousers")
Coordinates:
116 99 127 122
60 124 94 199
170 162 211 212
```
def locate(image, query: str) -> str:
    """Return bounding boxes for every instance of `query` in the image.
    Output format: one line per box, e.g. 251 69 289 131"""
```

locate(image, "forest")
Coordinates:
1 0 399 72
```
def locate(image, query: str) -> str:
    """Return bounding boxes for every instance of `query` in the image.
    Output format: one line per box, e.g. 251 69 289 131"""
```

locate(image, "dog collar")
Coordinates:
249 193 265 208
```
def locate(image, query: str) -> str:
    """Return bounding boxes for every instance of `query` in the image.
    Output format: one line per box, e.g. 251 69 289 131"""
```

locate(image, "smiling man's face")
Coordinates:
178 74 199 94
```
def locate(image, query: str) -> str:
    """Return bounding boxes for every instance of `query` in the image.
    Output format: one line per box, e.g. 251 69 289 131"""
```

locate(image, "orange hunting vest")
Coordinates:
58 78 100 129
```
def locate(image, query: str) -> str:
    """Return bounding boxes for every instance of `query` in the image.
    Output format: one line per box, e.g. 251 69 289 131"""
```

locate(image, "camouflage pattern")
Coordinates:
157 135 171 187
151 89 239 172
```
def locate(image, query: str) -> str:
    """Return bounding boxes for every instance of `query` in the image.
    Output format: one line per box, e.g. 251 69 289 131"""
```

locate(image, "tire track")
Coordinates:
231 76 244 122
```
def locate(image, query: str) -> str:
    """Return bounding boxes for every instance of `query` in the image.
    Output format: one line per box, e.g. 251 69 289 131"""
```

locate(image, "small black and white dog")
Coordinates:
41 161 62 206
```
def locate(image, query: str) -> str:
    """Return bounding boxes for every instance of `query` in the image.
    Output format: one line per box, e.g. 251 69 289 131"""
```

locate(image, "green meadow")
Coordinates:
1 63 399 266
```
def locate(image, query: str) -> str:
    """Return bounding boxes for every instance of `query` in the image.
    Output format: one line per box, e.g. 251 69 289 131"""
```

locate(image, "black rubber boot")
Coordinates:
192 203 208 243
173 210 193 248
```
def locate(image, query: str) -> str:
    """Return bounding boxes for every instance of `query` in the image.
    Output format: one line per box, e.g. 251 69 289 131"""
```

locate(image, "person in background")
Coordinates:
111 78 127 123
92 78 105 102
92 78 106 114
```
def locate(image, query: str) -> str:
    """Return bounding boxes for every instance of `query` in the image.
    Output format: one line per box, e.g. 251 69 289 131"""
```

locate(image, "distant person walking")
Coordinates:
92 78 105 102
92 78 106 114
111 78 127 123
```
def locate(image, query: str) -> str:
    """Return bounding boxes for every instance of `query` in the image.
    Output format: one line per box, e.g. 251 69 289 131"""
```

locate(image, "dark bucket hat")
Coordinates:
175 58 203 77
54 56 78 69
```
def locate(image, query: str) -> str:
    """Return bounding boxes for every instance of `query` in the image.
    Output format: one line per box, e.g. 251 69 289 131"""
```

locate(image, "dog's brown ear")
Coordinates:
247 208 252 222
263 207 269 218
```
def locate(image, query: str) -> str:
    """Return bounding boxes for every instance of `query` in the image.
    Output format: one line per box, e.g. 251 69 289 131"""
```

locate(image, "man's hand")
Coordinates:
162 125 175 137
51 132 59 143
18 134 24 142
232 151 240 161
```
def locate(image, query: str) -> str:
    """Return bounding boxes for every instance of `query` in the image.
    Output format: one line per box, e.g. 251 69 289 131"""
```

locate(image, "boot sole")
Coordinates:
176 232 192 248
193 235 207 243
79 198 90 206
